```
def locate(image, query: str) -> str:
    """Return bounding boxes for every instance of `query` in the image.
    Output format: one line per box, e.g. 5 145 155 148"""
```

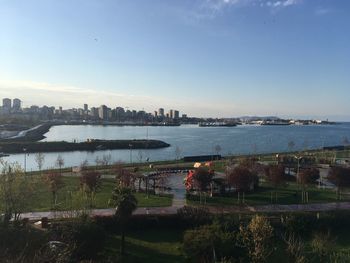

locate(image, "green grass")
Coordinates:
188 182 346 206
104 229 185 263
26 176 173 212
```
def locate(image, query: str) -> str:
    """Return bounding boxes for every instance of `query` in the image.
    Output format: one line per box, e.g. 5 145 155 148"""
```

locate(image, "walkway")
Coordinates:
20 202 350 221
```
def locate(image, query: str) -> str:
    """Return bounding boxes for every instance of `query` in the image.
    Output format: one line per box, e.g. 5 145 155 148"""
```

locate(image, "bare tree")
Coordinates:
264 165 286 203
102 153 112 168
137 150 144 163
55 155 65 175
34 152 45 173
175 146 182 161
45 172 65 208
288 140 295 152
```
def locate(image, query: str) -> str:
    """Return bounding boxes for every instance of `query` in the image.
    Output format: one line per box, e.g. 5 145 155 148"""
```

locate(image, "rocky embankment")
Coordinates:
0 139 170 153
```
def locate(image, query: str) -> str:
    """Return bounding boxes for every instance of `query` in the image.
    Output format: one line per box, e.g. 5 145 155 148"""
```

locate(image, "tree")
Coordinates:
183 224 222 262
101 153 112 168
80 171 102 207
113 162 136 189
288 140 295 152
45 172 65 208
110 187 138 256
55 155 65 175
175 146 182 161
192 167 214 204
240 215 274 263
34 152 45 173
214 145 222 157
226 165 257 204
328 167 350 200
0 161 35 223
264 165 286 203
298 168 320 203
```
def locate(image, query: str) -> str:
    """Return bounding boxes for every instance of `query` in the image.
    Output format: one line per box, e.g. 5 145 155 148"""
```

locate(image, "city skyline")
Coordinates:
1 0 350 120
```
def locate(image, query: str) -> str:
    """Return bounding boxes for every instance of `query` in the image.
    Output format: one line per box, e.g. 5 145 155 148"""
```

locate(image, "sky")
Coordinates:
0 0 349 120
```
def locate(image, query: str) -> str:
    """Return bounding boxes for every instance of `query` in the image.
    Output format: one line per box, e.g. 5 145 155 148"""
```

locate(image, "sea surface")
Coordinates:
2 123 350 171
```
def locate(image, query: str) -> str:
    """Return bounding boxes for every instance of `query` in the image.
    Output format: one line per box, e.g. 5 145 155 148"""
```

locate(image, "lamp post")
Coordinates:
294 155 302 182
129 144 133 164
23 148 27 173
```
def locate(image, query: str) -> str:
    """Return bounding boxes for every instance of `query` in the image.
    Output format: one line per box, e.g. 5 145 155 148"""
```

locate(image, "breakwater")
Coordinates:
0 139 170 153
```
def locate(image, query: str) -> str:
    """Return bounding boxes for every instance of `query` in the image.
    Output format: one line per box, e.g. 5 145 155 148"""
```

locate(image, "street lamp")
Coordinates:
129 144 133 164
294 155 302 182
23 148 27 173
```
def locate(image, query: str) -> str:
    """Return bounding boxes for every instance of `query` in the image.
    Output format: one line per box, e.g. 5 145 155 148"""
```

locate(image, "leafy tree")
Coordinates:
240 215 274 263
192 167 214 204
80 171 102 207
0 161 35 223
226 165 257 204
298 168 320 203
328 167 350 200
183 224 222 262
45 172 65 208
110 187 138 256
265 164 286 203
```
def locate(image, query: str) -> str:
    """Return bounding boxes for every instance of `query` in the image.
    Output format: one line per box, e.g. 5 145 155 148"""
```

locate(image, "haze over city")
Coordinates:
1 0 349 120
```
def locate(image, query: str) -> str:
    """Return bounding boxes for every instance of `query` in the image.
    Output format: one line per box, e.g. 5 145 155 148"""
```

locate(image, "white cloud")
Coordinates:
315 7 332 16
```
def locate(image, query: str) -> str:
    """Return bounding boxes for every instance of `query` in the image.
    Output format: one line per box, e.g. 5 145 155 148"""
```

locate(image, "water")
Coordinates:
2 123 350 171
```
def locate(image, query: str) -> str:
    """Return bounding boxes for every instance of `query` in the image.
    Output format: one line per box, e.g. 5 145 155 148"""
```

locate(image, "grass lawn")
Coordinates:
188 182 347 206
104 229 185 263
26 176 173 212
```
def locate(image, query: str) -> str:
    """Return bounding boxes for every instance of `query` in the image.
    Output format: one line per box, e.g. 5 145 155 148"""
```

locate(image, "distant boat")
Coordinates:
0 152 10 157
260 121 291 126
199 122 237 127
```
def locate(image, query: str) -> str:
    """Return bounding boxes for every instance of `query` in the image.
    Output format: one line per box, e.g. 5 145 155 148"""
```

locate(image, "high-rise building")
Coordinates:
2 98 11 110
12 98 21 111
99 105 108 120
158 108 164 117
84 104 88 112
174 110 179 119
169 109 174 119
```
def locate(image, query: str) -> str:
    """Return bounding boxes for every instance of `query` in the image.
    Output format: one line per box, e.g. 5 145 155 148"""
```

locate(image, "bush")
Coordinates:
51 217 106 261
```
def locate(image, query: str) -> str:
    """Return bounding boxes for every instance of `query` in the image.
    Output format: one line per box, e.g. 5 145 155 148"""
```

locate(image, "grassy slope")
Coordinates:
104 229 185 263
28 176 172 212
188 182 346 206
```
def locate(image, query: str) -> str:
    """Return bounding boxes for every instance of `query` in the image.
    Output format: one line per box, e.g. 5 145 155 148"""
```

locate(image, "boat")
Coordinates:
0 152 10 157
199 122 237 127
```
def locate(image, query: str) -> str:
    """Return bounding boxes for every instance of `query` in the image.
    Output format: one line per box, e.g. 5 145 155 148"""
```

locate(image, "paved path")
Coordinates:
20 202 350 221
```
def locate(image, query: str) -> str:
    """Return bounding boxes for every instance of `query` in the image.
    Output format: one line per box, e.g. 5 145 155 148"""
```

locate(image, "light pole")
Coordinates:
129 144 133 164
23 148 27 173
294 155 302 182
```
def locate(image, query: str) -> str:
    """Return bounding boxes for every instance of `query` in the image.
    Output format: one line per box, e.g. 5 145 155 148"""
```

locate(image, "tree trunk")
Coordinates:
121 228 125 256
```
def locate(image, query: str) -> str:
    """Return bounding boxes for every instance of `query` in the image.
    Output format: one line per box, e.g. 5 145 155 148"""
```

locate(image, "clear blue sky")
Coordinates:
0 0 349 120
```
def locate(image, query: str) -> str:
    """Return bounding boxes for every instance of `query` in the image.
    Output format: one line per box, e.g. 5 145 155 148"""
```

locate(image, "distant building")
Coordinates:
158 108 164 117
2 98 11 111
169 109 174 119
115 107 125 121
99 105 108 120
90 107 99 118
154 111 158 117
84 104 88 112
174 110 179 119
12 98 22 111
